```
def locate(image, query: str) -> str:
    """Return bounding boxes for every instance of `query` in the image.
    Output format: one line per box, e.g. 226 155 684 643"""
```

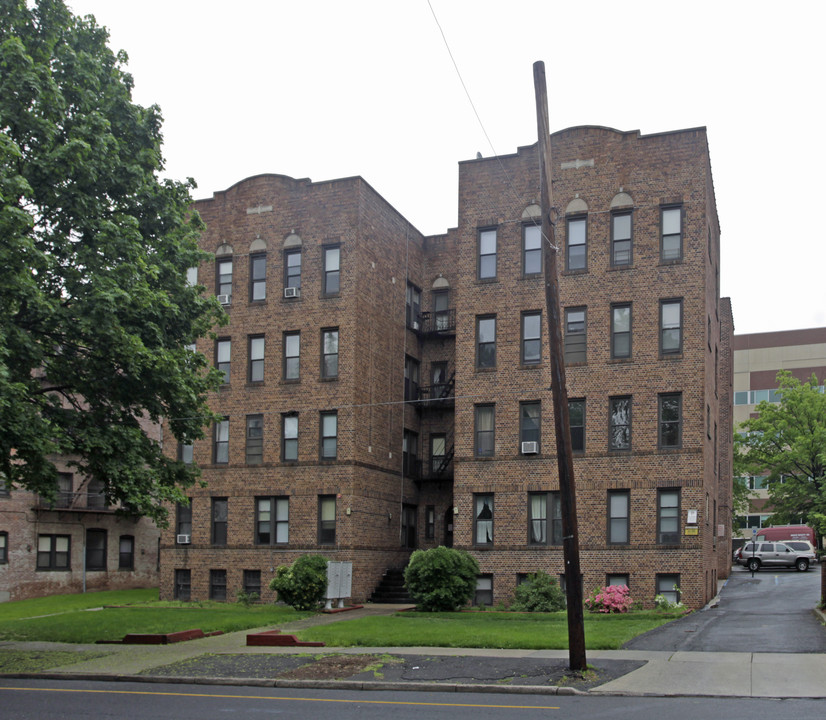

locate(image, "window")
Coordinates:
216 257 232 300
249 253 266 301
608 490 630 544
474 494 494 545
0 532 7 563
282 332 300 381
212 498 228 545
85 529 107 570
523 223 542 275
656 573 681 604
321 329 339 379
611 211 632 266
425 506 435 539
216 339 231 384
320 412 337 460
174 569 191 601
520 401 540 453
37 534 70 570
186 265 198 286
404 356 420 401
566 216 586 271
564 307 586 363
176 502 192 539
118 535 134 570
658 393 682 448
609 397 631 451
476 316 496 369
433 290 450 330
243 570 262 597
318 495 336 544
569 398 585 453
529 492 561 545
282 414 298 461
86 478 106 509
658 489 681 544
661 206 682 261
245 414 263 465
606 574 629 588
248 336 265 383
402 504 417 548
178 442 193 464
406 283 421 329
323 245 340 294
660 299 683 355
431 361 448 398
214 418 229 463
210 569 227 601
430 434 446 474
403 430 418 477
285 249 301 289
474 404 495 457
521 312 541 365
0 473 9 497
56 472 73 508
474 575 493 606
478 228 497 279
611 304 631 359
256 497 289 544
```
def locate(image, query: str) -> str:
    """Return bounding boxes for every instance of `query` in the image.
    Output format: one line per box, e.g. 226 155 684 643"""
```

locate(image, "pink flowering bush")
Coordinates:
585 584 634 613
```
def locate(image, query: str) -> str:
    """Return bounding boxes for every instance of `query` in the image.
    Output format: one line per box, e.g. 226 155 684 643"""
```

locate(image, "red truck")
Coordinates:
756 525 815 544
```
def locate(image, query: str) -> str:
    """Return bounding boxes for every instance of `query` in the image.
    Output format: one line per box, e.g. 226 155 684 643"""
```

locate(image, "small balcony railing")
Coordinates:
417 309 456 336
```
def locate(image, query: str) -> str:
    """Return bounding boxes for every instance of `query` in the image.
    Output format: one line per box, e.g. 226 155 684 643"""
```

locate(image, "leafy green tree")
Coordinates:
404 546 479 611
734 371 826 541
0 0 224 522
269 555 329 611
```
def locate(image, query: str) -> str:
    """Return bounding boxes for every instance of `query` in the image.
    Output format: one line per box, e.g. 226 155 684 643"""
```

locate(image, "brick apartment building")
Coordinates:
733 327 826 542
160 125 733 610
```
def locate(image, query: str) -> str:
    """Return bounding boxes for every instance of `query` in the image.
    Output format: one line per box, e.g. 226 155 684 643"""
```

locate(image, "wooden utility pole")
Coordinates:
533 60 587 672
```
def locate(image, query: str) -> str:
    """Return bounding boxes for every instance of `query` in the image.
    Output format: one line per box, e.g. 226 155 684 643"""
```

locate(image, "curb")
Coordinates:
0 671 587 696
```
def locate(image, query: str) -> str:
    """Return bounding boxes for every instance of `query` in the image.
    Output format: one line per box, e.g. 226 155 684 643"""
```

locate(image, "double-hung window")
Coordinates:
321 329 339 379
609 397 631 451
249 253 266 301
212 498 228 545
283 332 300 381
611 211 632 266
657 489 681 544
176 502 192 541
528 492 561 545
661 206 682 261
285 249 301 290
611 304 631 359
520 401 540 453
478 228 497 280
245 414 263 465
37 534 70 570
85 529 106 570
248 335 265 383
0 532 8 564
118 535 134 569
282 414 298 461
256 497 289 544
608 490 630 544
323 245 340 294
430 434 446 474
564 307 586 363
656 574 681 604
569 398 585 453
658 393 682 448
523 223 542 275
216 339 231 384
660 299 683 354
474 404 495 457
318 495 336 544
406 284 421 329
404 356 419 401
243 570 261 596
521 312 541 365
174 569 191 600
320 412 337 459
216 257 232 301
566 216 586 271
474 494 494 545
476 316 496 369
214 418 229 463
210 569 227 601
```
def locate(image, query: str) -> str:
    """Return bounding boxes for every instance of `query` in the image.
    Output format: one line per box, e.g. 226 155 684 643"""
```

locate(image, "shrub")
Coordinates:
585 584 634 613
269 555 329 611
235 589 260 607
653 589 685 612
404 546 479 611
511 572 566 612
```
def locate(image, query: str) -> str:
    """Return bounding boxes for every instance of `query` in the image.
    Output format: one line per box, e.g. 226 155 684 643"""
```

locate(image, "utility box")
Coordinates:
325 561 353 609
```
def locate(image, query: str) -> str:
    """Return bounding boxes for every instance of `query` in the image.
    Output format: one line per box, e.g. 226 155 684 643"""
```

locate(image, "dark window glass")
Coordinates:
569 398 585 453
520 402 540 450
256 497 289 545
564 307 586 363
474 494 494 545
321 329 339 378
37 534 70 570
285 249 301 289
85 529 107 570
658 489 681 544
323 246 340 294
216 257 232 300
319 495 336 544
243 569 262 597
210 569 227 601
660 300 683 354
476 316 496 368
656 573 681 604
475 405 495 457
250 253 266 301
174 569 191 601
521 312 541 364
212 498 228 545
566 216 586 271
659 393 682 448
246 414 263 465
118 535 134 569
176 502 192 538
320 412 337 459
475 574 493 606
609 397 631 450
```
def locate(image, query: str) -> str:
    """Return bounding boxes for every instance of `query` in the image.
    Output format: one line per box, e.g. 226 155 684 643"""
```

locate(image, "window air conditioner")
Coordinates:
176 534 191 544
412 321 420 330
284 287 300 298
521 441 539 454
216 294 230 305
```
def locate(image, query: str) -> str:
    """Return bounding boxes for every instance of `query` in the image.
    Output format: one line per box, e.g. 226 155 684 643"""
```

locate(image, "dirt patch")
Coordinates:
279 654 383 680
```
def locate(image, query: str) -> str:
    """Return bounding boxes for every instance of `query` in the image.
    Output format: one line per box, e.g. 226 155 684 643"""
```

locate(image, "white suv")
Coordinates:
736 541 815 572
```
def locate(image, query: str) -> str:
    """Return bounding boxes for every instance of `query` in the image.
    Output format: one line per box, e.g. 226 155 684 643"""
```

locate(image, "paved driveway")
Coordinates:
624 565 826 652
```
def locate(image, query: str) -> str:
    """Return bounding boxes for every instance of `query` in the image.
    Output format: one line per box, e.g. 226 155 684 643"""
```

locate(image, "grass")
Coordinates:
0 650 114 673
295 609 685 650
0 588 312 644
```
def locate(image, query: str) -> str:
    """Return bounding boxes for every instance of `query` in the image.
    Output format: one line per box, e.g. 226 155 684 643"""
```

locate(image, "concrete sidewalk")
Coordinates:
2 602 825 698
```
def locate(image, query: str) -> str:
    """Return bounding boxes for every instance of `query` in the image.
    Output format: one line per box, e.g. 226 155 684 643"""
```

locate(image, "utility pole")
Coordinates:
533 60 587 672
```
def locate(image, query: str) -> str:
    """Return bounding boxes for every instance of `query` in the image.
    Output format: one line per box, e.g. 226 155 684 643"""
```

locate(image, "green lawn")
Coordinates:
296 610 684 650
0 589 311 644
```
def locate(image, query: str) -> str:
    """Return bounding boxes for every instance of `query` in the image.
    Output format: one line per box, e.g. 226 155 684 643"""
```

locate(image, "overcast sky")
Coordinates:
68 0 825 336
